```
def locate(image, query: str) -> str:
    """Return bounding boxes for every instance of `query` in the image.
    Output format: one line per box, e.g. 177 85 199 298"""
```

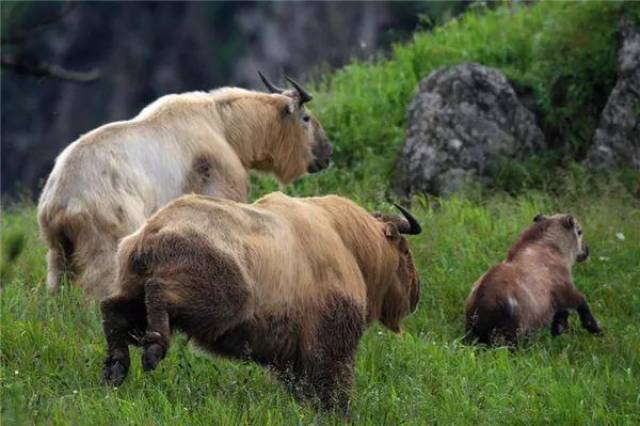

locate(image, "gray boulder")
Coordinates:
396 62 545 196
586 17 640 171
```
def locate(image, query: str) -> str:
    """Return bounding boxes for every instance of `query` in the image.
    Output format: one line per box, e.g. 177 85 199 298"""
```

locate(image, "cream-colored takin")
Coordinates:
100 192 422 412
464 213 601 346
38 74 332 299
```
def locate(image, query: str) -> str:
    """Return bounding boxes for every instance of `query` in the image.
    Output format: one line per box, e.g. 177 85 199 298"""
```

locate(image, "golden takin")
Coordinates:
465 213 601 346
100 192 422 412
38 73 332 299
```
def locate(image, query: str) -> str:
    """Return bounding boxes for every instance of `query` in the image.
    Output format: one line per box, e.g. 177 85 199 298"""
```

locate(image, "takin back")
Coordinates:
38 73 332 299
464 213 601 346
101 192 422 412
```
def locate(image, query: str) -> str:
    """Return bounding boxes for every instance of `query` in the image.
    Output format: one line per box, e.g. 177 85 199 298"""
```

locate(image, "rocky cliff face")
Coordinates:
586 17 640 171
1 2 441 196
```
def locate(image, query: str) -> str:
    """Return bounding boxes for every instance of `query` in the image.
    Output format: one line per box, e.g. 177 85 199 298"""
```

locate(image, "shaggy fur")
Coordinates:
100 192 421 412
38 87 332 299
464 213 601 346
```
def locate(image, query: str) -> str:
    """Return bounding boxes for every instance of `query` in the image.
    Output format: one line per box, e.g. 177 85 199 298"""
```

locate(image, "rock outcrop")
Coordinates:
397 62 545 195
586 17 640 171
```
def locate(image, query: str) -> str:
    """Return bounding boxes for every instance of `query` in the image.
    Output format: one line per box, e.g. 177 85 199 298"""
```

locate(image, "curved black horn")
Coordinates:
258 71 285 93
393 203 422 235
285 76 313 104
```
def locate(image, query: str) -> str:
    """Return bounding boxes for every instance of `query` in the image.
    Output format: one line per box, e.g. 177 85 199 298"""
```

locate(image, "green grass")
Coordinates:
3 1 640 424
2 180 639 425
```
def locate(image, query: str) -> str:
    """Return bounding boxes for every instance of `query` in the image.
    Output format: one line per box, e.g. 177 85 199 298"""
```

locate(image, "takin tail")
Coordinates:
44 231 74 293
40 207 117 300
38 206 118 299
39 210 79 293
464 296 519 346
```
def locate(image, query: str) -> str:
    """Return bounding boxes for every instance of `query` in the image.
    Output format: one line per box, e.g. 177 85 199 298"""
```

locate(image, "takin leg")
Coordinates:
551 309 570 337
141 280 172 372
555 283 602 334
577 300 602 334
464 309 491 346
139 269 252 371
51 213 123 300
465 299 520 347
101 293 147 386
299 297 364 414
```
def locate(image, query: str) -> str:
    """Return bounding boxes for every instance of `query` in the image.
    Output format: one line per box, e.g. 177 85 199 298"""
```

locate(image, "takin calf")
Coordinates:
38 73 332 299
464 213 601 346
100 192 422 412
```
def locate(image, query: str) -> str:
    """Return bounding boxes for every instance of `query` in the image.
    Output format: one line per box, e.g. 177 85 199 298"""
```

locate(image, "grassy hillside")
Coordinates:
3 186 639 425
2 1 640 425
297 0 637 196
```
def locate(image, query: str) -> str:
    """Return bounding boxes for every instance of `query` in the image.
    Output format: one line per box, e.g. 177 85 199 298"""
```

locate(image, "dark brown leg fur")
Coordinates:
101 294 146 386
555 283 601 335
465 300 519 347
577 301 602 334
142 280 171 371
292 297 364 414
551 309 570 336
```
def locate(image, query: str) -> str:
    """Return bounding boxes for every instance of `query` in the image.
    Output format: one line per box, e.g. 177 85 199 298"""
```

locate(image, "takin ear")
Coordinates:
533 213 545 223
562 215 575 229
383 222 400 240
380 283 406 334
285 100 297 114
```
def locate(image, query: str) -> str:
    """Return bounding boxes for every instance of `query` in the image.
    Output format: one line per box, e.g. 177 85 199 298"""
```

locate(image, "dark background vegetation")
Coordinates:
1 0 470 198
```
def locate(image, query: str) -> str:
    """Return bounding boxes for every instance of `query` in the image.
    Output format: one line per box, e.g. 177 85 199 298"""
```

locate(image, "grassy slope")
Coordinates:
2 1 640 425
300 0 637 196
2 188 639 425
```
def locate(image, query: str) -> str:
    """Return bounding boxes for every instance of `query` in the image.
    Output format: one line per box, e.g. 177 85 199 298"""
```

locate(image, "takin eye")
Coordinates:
577 228 583 236
302 115 310 123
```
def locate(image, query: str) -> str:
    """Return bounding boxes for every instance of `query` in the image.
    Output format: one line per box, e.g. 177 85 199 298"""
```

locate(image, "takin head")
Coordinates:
372 204 422 333
530 213 589 263
258 72 333 181
508 213 589 264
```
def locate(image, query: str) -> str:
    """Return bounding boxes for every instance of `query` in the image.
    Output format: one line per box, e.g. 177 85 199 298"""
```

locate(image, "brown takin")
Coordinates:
38 73 332 299
100 192 422 412
464 213 601 346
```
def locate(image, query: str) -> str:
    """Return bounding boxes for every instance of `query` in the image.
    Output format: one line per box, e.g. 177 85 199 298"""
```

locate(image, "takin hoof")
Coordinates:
586 322 603 335
551 321 568 337
103 357 128 386
142 343 165 371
